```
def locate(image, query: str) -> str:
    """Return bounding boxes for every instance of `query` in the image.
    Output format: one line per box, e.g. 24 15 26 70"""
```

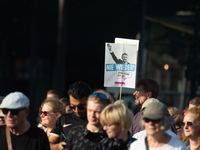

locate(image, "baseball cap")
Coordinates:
141 98 160 110
142 102 169 120
0 92 30 109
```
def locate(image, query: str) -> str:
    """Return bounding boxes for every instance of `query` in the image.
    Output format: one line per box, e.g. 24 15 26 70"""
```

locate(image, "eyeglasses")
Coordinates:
92 92 108 100
39 111 52 116
176 125 183 130
183 121 197 127
144 118 162 124
2 108 26 115
69 105 85 110
134 89 146 94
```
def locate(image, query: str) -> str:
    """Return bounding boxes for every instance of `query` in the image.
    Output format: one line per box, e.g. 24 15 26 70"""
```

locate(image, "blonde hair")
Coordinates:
168 106 181 118
87 89 114 106
40 99 65 116
100 103 132 132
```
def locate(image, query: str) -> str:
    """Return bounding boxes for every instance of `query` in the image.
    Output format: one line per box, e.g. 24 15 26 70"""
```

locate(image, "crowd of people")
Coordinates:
0 79 200 150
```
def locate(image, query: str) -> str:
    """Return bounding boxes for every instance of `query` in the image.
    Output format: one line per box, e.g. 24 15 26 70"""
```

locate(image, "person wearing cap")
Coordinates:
0 91 50 150
133 99 177 139
49 81 92 150
66 90 113 150
130 102 186 150
130 78 176 135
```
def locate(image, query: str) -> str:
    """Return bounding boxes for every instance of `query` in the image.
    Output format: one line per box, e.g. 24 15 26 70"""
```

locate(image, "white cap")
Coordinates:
0 92 30 109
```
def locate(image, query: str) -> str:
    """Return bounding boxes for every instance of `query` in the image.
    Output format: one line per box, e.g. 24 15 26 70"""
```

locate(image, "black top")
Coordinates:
51 112 88 142
66 125 107 150
97 131 136 150
0 125 50 150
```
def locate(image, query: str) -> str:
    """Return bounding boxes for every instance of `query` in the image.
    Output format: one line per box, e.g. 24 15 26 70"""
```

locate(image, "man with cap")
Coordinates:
130 78 176 135
130 102 187 150
0 91 50 150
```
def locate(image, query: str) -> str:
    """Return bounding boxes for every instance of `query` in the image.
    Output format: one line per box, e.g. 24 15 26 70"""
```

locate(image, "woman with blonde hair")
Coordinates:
39 99 65 137
98 102 136 150
181 107 200 150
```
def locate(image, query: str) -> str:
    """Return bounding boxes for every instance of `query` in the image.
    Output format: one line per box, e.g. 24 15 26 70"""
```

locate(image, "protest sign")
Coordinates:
104 43 137 89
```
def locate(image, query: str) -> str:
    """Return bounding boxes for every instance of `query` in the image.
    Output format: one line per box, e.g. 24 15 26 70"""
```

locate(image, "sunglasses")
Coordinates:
183 121 196 127
92 92 108 100
39 111 53 116
144 118 162 124
2 108 26 115
69 105 85 110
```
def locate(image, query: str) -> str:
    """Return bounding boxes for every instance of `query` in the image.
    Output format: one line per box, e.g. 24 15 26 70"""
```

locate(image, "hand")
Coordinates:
58 142 66 150
107 44 112 53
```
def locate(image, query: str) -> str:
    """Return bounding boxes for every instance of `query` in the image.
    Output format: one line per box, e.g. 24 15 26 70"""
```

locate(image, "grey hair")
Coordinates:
141 116 175 131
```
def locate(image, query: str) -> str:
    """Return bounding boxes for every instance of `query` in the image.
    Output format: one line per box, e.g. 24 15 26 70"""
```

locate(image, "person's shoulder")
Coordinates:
133 111 143 119
165 129 177 138
133 130 146 139
169 136 187 148
30 125 46 133
130 138 145 148
58 113 74 122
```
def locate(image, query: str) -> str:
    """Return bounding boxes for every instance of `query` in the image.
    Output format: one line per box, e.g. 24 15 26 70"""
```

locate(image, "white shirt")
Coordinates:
130 136 187 150
133 129 177 139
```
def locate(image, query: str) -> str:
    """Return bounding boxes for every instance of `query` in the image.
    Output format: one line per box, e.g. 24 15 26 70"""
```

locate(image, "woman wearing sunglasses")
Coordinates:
39 99 65 137
180 107 200 150
98 101 136 150
130 102 186 150
66 90 114 150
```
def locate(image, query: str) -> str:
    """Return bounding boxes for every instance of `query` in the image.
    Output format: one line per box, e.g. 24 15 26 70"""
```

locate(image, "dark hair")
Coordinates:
122 53 128 56
59 98 70 107
136 78 160 98
68 81 92 99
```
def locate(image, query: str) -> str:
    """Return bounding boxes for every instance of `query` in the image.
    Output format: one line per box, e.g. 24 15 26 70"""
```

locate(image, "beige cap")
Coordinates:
141 98 160 110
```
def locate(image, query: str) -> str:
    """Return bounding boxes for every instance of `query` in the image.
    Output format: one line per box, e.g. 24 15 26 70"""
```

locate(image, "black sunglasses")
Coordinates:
69 105 85 110
144 118 162 124
183 121 195 127
2 108 26 115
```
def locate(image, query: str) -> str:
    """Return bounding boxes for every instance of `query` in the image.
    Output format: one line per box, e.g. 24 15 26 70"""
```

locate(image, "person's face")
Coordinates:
183 113 200 139
65 105 73 114
69 95 87 118
144 118 164 136
3 108 29 129
188 104 196 110
40 103 59 128
133 86 149 107
87 100 105 126
121 54 128 63
103 122 122 140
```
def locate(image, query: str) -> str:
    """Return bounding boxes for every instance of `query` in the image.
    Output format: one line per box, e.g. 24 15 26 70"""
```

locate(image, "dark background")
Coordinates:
0 0 199 124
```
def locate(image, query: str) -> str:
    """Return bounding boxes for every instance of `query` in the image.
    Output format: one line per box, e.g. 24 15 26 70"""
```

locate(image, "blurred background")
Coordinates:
0 0 200 124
